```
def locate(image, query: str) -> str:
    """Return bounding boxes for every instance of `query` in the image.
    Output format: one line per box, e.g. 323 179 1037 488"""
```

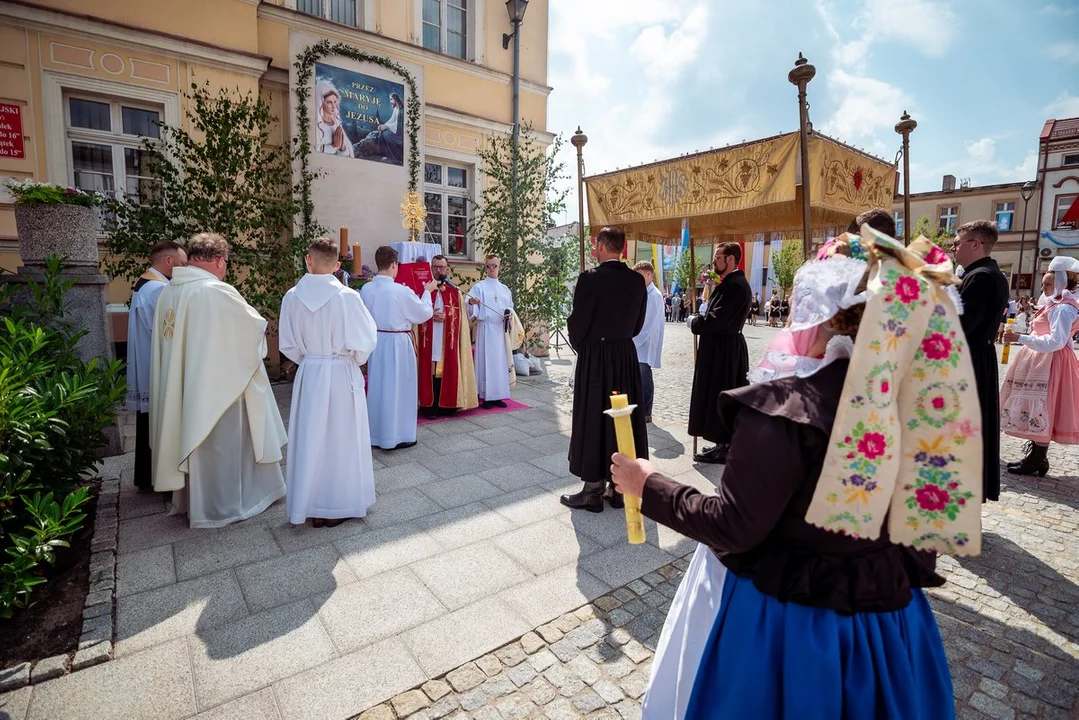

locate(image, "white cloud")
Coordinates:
819 68 912 143
853 0 958 57
1048 42 1079 63
1042 3 1077 15
1045 91 1079 118
920 138 1037 187
629 5 709 81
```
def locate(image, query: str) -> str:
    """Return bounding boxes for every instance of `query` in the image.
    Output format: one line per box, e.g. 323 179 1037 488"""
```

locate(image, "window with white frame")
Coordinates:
938 205 959 234
1055 194 1078 228
65 94 161 204
893 210 904 238
424 160 471 256
422 0 469 60
994 201 1015 232
297 0 358 27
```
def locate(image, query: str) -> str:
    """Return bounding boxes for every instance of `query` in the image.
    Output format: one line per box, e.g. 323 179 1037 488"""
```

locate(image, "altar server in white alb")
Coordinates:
469 254 515 408
126 240 186 490
150 233 286 528
360 245 438 450
279 237 378 527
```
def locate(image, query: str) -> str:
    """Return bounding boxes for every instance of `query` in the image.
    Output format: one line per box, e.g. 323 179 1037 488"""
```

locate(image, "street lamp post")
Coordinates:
788 53 816 260
894 111 917 245
503 0 528 298
1018 180 1036 296
571 127 588 271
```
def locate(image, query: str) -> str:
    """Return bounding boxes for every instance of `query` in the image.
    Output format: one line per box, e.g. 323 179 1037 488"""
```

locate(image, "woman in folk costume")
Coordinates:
611 227 983 720
1000 255 1079 476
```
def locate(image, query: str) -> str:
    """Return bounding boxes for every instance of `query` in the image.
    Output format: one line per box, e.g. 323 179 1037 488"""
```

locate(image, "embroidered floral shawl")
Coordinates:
804 226 983 556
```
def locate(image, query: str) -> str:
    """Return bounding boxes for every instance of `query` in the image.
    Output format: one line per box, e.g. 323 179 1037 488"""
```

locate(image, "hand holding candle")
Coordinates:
604 393 646 545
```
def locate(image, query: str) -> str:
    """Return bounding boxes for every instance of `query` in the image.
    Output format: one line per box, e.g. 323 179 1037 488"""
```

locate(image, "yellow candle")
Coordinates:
340 227 349 259
352 244 361 275
605 393 646 545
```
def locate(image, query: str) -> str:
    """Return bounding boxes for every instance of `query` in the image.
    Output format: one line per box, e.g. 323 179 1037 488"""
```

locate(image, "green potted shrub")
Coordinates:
4 180 104 269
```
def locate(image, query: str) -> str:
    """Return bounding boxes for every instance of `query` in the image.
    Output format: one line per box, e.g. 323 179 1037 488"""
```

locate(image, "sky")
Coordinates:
545 0 1079 227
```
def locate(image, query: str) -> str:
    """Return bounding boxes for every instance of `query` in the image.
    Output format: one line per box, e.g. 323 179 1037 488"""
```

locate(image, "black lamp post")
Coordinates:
503 0 528 298
1018 180 1036 296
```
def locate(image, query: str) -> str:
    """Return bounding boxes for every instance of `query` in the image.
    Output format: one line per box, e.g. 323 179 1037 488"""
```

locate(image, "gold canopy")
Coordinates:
584 132 897 246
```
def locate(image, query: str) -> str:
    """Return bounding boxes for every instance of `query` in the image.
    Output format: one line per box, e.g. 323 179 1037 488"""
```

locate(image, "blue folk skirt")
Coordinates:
644 546 955 719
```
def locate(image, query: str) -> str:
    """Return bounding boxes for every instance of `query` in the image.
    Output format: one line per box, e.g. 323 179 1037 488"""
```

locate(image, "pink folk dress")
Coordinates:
1000 295 1079 445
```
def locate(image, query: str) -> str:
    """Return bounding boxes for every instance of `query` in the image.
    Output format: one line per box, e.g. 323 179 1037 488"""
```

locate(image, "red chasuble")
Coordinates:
417 285 476 409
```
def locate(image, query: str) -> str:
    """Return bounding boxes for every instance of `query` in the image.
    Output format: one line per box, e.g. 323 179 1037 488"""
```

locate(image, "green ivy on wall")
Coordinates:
293 40 422 235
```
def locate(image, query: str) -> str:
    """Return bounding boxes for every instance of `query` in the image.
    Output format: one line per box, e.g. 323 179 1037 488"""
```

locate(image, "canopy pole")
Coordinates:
789 53 816 260
686 219 698 457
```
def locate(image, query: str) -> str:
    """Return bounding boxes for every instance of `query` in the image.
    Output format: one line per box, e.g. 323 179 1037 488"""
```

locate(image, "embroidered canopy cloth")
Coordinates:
584 133 897 246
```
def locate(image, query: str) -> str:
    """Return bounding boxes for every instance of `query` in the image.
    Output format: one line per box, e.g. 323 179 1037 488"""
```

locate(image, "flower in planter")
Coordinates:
4 179 105 208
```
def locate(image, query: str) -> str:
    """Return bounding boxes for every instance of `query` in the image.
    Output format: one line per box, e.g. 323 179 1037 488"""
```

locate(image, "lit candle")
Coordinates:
605 393 646 545
340 227 349 259
352 244 361 275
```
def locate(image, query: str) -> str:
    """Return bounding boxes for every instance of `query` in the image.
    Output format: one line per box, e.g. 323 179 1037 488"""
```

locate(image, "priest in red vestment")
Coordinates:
418 254 479 417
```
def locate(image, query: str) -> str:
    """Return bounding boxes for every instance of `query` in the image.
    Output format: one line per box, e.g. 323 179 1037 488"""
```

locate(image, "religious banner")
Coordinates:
313 62 406 165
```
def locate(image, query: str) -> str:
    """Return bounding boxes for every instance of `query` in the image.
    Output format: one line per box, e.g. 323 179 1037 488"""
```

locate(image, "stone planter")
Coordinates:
14 203 100 269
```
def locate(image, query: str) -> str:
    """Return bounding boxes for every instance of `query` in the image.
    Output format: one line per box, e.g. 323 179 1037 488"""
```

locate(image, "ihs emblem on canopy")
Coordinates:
400 190 427 242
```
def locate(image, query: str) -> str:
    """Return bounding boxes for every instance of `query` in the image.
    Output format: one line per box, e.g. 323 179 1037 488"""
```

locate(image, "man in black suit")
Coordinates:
688 242 752 464
953 220 1009 501
562 226 650 513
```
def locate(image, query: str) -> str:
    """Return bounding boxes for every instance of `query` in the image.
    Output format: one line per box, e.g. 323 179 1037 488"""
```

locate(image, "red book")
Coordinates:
396 261 432 296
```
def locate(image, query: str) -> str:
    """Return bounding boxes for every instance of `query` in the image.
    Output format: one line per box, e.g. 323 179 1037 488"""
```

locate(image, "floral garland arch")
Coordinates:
293 40 423 237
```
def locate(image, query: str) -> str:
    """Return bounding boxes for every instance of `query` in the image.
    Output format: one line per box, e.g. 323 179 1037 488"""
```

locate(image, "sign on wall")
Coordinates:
0 103 25 159
313 62 405 166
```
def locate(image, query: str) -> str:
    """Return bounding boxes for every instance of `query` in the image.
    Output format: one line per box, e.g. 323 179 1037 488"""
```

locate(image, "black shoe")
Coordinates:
492 400 508 408
392 441 418 450
694 445 727 464
560 491 604 513
421 408 438 420
1010 443 1049 477
482 401 494 409
1007 441 1034 473
605 488 625 509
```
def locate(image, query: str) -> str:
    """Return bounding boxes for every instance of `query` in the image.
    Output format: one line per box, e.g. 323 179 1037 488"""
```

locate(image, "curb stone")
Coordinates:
21 469 121 687
361 554 691 720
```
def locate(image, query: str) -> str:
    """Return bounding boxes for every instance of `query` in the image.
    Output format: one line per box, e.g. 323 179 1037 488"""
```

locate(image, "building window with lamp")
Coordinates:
994 201 1015 232
422 0 468 60
938 205 959 234
66 95 161 208
424 161 471 257
892 210 904 239
296 0 359 27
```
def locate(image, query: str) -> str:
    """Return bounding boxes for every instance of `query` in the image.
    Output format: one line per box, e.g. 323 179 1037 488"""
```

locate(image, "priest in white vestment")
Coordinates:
360 246 438 450
279 237 378 527
150 233 286 528
468 254 515 408
125 240 186 489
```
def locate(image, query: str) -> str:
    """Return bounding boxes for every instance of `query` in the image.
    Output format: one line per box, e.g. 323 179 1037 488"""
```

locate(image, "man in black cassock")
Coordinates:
562 226 649 513
953 220 1009 502
689 242 751 464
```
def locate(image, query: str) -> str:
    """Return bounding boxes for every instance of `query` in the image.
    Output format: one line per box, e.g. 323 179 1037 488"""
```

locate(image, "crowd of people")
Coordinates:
124 212 1079 718
126 235 519 528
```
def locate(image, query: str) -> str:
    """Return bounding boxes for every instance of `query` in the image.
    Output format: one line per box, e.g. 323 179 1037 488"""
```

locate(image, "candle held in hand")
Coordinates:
605 393 646 545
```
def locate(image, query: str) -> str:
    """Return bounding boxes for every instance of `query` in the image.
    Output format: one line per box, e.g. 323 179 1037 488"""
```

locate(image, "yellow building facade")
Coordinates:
0 0 552 309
